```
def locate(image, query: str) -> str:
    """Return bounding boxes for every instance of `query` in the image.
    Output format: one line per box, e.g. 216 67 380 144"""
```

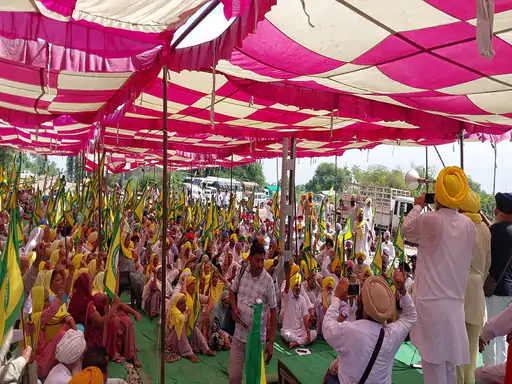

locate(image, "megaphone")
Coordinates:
404 169 431 191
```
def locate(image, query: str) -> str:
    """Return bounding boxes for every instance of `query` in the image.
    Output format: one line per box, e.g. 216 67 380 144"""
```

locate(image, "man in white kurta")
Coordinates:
281 273 316 348
402 166 476 384
323 273 417 384
352 209 373 255
457 191 491 384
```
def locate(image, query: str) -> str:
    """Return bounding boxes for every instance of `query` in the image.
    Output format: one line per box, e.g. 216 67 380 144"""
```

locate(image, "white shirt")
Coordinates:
402 205 476 364
45 364 72 384
323 294 417 384
481 302 512 343
282 291 308 333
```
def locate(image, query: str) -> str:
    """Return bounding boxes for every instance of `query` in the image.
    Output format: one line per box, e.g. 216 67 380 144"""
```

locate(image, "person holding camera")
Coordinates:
402 166 476 384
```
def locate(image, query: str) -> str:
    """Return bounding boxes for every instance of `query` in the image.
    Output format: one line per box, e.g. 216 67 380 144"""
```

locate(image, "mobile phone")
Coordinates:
425 193 435 205
348 284 360 296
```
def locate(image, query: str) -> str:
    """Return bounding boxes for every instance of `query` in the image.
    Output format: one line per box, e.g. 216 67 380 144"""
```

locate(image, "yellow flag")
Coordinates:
372 234 383 276
104 209 120 300
0 210 24 346
134 186 147 223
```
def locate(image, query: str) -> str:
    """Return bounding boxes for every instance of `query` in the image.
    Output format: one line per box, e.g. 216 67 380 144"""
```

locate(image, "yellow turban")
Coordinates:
242 253 248 261
365 198 372 205
39 225 48 230
308 192 313 197
49 230 57 242
459 190 482 223
356 252 367 262
301 259 317 280
322 276 335 290
264 259 274 271
69 367 104 384
290 263 300 277
435 166 469 209
50 250 60 267
290 272 302 288
331 258 341 271
88 232 98 243
230 234 238 242
183 242 191 251
362 266 373 278
357 208 364 215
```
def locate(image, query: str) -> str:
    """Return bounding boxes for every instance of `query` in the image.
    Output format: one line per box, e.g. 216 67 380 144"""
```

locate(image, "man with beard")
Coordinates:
281 270 317 349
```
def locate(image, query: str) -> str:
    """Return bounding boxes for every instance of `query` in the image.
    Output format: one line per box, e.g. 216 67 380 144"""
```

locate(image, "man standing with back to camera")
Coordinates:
402 166 476 384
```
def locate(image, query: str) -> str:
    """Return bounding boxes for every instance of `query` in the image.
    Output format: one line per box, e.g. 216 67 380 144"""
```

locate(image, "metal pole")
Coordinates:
288 139 296 262
230 154 233 194
425 147 429 193
97 141 104 253
492 143 498 195
279 138 289 257
160 66 169 384
459 130 465 170
334 155 338 225
433 146 446 168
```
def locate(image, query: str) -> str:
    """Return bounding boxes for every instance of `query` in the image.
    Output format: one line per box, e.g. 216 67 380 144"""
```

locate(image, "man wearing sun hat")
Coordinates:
402 166 476 384
323 271 416 383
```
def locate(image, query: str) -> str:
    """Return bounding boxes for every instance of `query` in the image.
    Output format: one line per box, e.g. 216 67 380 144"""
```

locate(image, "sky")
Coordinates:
261 141 512 194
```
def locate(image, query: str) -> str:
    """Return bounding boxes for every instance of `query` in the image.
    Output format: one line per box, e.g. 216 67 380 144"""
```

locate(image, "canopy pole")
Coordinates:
230 154 233 195
288 139 296 261
492 143 498 195
97 135 103 254
160 66 169 384
433 145 446 168
279 138 289 260
334 155 338 225
425 147 429 193
459 130 465 170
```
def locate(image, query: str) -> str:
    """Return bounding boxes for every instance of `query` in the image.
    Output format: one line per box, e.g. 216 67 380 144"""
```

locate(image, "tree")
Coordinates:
205 163 266 186
0 148 15 169
304 163 351 192
351 165 406 189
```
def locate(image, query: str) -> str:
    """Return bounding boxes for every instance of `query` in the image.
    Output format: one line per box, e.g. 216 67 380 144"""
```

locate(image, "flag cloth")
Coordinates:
202 199 215 251
0 209 24 346
247 189 255 211
342 218 352 241
372 234 383 276
254 206 261 232
318 200 326 239
133 187 147 224
303 218 313 259
104 209 121 300
393 215 406 263
245 301 267 384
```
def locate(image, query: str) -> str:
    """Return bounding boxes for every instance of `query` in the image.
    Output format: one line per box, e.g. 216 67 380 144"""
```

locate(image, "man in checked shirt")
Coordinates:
228 240 278 384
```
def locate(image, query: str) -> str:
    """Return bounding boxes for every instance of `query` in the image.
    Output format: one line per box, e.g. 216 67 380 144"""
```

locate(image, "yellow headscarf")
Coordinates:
435 166 469 209
184 276 196 336
201 265 211 295
29 286 45 349
322 277 335 310
362 266 373 279
301 258 317 280
290 272 302 289
209 277 225 304
92 271 105 295
459 190 482 223
355 215 367 240
50 250 60 267
120 234 133 259
69 367 104 384
49 230 57 242
41 270 71 342
167 293 186 340
73 254 84 270
264 259 274 271
26 251 36 267
50 240 60 254
38 261 46 272
87 259 97 277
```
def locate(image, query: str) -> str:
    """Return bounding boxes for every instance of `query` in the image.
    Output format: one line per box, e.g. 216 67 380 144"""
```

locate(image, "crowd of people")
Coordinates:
1 165 512 384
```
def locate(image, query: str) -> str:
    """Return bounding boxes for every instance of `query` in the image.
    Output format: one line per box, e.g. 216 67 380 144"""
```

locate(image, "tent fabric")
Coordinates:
213 0 512 135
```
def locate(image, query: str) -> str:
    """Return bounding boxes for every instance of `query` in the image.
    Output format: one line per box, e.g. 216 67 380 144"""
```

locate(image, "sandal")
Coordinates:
165 354 181 363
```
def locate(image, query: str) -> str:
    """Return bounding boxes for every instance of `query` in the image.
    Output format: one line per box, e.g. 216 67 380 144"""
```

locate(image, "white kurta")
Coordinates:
281 291 316 345
45 364 72 384
352 220 372 255
403 206 476 365
323 294 417 384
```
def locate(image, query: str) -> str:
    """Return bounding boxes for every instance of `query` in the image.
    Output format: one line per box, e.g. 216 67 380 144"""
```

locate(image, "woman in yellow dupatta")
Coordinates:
144 253 160 284
121 233 134 260
92 271 105 295
207 270 225 304
41 269 74 341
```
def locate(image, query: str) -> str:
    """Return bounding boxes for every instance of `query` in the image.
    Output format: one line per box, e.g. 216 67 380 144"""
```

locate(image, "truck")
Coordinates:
337 183 413 232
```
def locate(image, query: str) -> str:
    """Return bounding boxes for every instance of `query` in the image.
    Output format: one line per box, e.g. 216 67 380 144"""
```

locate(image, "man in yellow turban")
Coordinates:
457 191 491 383
281 268 316 349
402 166 476 384
352 208 373 255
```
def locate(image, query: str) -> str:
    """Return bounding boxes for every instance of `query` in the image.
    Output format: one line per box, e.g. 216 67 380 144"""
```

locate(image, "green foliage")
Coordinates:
0 148 15 169
351 164 406 189
199 163 266 186
304 163 351 192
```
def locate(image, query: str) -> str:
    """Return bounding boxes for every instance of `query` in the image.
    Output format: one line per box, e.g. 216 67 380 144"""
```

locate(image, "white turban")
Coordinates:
55 329 86 364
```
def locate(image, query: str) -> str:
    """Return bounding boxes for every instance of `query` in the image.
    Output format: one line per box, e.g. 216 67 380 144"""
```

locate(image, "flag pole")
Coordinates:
160 66 169 384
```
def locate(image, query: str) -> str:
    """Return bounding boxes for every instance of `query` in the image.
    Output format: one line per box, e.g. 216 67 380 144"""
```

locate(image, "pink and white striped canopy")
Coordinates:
0 0 511 172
